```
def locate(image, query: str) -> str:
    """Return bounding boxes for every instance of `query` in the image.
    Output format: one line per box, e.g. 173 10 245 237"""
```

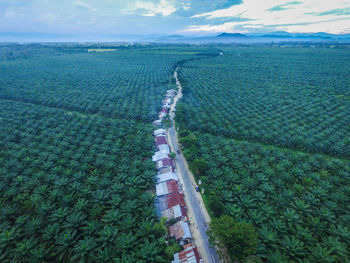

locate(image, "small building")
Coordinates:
153 119 162 126
155 136 167 146
166 89 176 98
166 192 185 208
154 129 166 137
156 182 171 197
162 98 172 105
156 158 174 170
158 144 170 153
166 179 181 193
156 179 180 197
159 112 167 120
156 172 178 184
158 166 173 174
161 107 168 113
154 192 186 214
172 244 201 263
168 221 192 241
152 150 169 162
162 204 187 222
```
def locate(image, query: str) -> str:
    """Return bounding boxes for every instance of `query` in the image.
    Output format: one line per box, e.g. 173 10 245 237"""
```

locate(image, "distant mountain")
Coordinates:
147 31 350 44
167 34 186 38
258 31 350 40
261 34 292 38
3 31 349 44
216 33 247 38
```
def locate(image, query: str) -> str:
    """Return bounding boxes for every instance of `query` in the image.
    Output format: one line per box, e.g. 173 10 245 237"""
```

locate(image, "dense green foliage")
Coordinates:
0 99 168 262
208 215 259 263
178 47 350 158
176 46 350 262
0 46 200 122
0 44 219 262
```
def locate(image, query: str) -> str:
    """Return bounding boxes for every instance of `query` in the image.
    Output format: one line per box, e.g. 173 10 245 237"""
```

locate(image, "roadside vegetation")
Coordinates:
176 45 350 262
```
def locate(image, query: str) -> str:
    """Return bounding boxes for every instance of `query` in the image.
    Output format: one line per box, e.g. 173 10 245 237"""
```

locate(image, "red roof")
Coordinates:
178 244 201 263
162 158 174 167
155 136 167 146
166 192 185 208
180 205 188 218
166 180 179 194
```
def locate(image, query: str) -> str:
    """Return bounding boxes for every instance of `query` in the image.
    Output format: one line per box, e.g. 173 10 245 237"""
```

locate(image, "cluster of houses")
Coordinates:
152 89 202 263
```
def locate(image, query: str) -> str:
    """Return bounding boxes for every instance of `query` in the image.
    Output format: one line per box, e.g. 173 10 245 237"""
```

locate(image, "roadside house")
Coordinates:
166 192 186 208
159 112 167 120
155 136 167 146
162 204 187 222
156 172 178 184
154 129 166 137
172 244 201 263
169 221 192 241
158 166 173 174
154 192 186 214
166 89 176 98
161 106 169 113
152 150 169 162
158 144 170 153
156 158 175 171
153 119 162 126
156 179 180 197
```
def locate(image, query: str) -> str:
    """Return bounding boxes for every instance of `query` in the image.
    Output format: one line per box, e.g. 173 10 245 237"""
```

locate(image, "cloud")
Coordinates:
268 1 302 12
183 22 249 33
125 0 178 17
73 1 97 12
1 0 350 37
187 0 350 33
311 7 350 16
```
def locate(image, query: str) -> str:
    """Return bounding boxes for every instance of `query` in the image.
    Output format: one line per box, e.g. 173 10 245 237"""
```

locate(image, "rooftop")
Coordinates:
166 192 185 208
156 172 178 184
154 129 166 136
162 204 186 221
168 221 192 240
172 244 201 263
152 150 169 162
158 144 170 153
156 179 179 197
155 136 167 146
158 166 173 174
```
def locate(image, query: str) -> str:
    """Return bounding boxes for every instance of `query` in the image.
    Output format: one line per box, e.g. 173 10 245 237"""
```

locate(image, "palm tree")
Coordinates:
310 244 335 263
50 207 69 224
0 226 19 258
42 223 60 243
329 225 350 244
96 247 116 262
55 229 77 263
324 236 349 261
280 236 305 260
63 211 87 230
13 237 38 261
71 236 96 263
267 249 289 263
24 217 44 237
28 243 48 263
97 226 119 247
136 238 166 262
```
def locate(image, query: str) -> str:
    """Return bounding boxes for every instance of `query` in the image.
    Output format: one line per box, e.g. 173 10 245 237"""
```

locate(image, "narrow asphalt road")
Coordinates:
167 68 221 263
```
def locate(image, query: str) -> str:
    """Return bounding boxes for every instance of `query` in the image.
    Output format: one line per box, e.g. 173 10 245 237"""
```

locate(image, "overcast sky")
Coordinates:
1 0 350 39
